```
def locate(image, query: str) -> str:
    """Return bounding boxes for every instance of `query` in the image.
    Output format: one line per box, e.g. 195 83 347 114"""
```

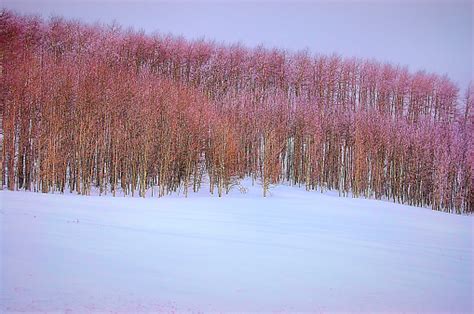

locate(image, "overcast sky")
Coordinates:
4 0 473 92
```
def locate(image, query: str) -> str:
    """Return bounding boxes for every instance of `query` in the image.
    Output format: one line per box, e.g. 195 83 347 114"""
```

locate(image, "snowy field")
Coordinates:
1 181 473 313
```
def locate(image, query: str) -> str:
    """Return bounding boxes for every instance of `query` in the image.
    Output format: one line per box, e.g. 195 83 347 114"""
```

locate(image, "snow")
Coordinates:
1 180 473 313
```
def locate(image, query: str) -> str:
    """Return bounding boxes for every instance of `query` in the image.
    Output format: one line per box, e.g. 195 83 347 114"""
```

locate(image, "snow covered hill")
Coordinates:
1 182 473 313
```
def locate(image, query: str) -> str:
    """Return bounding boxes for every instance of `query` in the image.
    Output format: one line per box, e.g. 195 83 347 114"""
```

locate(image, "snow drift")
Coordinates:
1 181 472 313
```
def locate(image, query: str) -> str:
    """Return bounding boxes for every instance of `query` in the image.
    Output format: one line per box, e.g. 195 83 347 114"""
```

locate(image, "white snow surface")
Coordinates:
1 180 473 313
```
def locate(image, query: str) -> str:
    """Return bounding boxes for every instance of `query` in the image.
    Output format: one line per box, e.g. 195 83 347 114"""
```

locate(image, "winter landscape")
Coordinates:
2 183 473 312
1 1 473 313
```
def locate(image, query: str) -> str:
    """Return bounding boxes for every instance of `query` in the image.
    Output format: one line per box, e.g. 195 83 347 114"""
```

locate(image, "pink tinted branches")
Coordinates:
2 11 472 213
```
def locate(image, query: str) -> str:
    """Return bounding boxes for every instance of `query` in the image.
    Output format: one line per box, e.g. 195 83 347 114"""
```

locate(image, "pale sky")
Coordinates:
4 0 473 92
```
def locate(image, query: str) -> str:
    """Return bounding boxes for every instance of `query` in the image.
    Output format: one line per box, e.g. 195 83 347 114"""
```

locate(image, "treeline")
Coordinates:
1 11 473 213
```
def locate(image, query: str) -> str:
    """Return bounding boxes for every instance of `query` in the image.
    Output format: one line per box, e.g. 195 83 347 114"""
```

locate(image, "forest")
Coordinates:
1 11 473 213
